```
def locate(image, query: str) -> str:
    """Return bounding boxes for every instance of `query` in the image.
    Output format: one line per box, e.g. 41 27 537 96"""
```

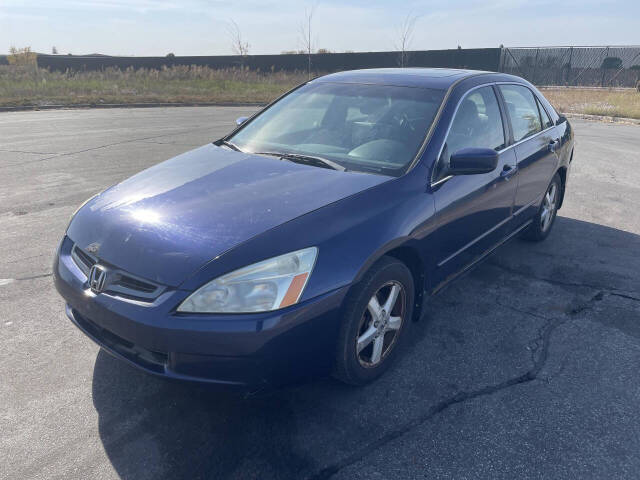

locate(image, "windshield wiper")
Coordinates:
281 153 346 171
253 152 346 171
220 140 243 152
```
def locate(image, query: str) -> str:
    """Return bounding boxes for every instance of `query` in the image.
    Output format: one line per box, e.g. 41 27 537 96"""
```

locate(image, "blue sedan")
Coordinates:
54 68 574 390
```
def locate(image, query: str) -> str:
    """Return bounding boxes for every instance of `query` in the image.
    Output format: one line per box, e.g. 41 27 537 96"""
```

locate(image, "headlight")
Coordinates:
177 247 318 313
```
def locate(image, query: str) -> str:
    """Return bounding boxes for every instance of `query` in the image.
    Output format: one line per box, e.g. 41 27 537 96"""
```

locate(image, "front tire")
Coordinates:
522 173 562 242
333 256 414 386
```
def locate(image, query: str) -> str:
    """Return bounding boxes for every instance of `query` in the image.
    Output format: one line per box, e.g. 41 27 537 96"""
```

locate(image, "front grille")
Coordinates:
117 274 158 294
71 244 165 302
71 245 96 276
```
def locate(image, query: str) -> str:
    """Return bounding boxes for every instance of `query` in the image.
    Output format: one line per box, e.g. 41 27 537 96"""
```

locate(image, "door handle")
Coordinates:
500 165 517 180
548 139 560 152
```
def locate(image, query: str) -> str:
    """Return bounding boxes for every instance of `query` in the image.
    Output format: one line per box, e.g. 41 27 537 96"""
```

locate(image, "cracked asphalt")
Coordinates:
1 107 639 480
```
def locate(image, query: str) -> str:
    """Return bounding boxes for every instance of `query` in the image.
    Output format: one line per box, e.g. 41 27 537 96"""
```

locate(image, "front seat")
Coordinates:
447 98 483 155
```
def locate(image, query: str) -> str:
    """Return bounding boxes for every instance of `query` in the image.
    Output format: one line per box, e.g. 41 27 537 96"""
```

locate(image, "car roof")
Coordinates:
313 68 501 90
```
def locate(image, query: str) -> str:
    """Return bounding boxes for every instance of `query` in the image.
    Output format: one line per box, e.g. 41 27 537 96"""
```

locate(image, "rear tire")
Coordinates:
333 256 414 386
522 173 562 242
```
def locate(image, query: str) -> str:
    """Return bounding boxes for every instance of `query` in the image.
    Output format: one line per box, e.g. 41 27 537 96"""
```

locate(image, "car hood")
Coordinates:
67 144 389 287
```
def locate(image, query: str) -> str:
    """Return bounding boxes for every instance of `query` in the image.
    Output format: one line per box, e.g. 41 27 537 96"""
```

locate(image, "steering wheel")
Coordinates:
398 113 416 133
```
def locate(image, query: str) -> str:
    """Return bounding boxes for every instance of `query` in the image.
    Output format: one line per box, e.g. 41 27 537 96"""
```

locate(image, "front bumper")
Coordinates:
54 236 349 390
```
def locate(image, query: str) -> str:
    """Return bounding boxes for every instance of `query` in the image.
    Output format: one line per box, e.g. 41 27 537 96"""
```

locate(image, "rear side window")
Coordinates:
537 98 553 129
499 85 542 142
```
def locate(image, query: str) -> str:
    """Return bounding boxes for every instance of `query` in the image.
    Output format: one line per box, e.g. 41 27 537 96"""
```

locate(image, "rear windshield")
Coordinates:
228 82 445 176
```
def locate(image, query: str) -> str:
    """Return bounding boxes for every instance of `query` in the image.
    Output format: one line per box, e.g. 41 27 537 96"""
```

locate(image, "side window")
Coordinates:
436 86 505 178
499 85 542 142
537 98 553 129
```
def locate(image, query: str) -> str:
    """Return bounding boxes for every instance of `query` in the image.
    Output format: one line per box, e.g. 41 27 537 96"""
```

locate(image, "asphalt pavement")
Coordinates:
1 107 639 479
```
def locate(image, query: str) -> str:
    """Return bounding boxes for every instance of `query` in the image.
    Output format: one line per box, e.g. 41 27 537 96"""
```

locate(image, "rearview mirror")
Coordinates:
448 147 498 175
235 116 249 126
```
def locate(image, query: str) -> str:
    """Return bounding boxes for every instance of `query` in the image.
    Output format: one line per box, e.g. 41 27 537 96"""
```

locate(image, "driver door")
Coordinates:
430 85 517 285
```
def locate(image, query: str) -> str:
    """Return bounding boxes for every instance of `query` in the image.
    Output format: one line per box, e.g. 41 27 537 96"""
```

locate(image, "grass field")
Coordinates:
541 87 640 120
1 65 639 119
0 65 307 106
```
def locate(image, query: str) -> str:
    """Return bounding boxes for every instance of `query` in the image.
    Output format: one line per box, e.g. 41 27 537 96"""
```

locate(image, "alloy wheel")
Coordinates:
355 281 406 367
540 182 558 232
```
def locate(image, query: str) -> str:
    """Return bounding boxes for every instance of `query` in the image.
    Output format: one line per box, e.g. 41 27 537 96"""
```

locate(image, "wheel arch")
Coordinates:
556 156 570 209
385 246 426 322
351 240 427 323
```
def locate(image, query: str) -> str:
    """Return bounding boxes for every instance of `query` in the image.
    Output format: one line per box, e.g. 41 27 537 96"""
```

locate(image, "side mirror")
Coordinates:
235 116 249 126
448 147 498 175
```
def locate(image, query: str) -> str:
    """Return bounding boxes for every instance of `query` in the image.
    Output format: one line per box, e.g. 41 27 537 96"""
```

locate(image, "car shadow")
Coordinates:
92 216 640 480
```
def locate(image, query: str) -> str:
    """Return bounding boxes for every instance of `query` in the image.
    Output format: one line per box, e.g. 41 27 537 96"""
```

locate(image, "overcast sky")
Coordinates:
1 0 638 56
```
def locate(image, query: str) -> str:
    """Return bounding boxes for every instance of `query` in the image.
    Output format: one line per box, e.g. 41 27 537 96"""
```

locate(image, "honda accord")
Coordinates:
54 68 573 390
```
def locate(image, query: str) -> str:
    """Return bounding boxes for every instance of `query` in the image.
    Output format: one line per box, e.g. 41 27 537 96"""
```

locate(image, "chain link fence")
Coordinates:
500 46 640 87
3 45 639 88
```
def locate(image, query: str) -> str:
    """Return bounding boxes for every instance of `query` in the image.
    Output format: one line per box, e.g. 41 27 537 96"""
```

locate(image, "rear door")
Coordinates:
430 85 518 283
498 84 560 224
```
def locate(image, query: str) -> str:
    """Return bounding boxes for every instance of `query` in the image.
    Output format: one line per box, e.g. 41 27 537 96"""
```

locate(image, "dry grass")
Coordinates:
541 87 640 120
2 66 640 120
0 65 308 107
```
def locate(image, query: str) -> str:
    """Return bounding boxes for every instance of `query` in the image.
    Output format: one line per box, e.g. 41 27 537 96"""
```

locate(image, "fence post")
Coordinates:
532 48 539 84
567 46 573 85
600 46 610 87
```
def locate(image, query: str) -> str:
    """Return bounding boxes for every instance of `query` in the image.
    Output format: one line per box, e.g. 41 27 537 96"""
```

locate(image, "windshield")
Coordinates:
228 82 445 176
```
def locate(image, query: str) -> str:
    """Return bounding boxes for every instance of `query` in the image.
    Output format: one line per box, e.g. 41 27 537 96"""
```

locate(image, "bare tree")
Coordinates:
395 13 418 68
227 19 249 67
7 46 37 66
299 5 316 79
52 46 58 55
